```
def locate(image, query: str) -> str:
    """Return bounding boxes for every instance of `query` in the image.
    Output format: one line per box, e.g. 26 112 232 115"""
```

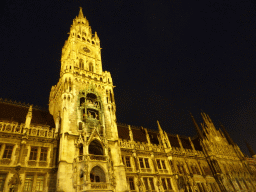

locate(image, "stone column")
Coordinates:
17 139 27 165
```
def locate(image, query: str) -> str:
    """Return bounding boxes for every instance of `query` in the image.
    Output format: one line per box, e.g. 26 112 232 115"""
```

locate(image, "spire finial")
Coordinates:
219 123 235 145
189 112 204 139
25 105 33 129
157 120 163 133
244 140 256 158
78 7 84 18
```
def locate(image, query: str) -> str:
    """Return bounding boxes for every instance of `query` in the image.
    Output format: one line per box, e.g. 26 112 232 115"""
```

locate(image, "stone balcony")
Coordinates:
75 154 108 162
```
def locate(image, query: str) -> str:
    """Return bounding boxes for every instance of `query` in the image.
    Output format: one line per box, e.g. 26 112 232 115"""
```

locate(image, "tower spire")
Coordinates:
157 120 163 134
189 112 204 139
25 105 33 129
219 123 235 145
78 7 84 18
245 140 256 158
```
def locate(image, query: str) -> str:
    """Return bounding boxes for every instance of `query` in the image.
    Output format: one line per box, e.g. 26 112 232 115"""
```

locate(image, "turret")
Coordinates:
245 140 256 158
189 112 204 140
25 105 33 129
220 123 235 145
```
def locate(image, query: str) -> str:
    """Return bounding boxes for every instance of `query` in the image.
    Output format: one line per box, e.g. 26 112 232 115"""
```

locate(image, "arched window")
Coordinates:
106 90 109 103
89 140 103 155
109 90 113 103
89 63 93 72
79 59 84 69
79 122 83 130
79 144 83 160
90 166 106 183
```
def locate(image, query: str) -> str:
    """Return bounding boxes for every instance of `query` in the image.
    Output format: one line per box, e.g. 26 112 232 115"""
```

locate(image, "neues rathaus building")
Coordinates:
0 8 256 192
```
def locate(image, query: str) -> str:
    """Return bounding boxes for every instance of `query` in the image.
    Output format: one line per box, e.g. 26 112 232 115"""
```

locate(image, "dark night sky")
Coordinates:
1 0 256 156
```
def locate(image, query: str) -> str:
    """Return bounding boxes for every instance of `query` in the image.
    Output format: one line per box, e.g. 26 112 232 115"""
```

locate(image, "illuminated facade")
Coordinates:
0 7 256 192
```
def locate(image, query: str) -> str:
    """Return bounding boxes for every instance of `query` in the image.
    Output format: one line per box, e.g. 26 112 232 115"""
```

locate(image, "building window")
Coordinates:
24 176 33 192
40 148 47 161
143 177 155 191
29 147 38 161
0 174 7 192
143 178 149 190
177 162 187 175
149 178 155 190
36 176 44 191
156 159 167 169
157 160 161 169
210 182 218 192
139 158 144 168
162 160 166 169
128 177 135 190
139 158 150 169
162 178 167 190
145 158 150 168
197 183 202 192
161 178 172 191
3 145 13 159
125 156 131 167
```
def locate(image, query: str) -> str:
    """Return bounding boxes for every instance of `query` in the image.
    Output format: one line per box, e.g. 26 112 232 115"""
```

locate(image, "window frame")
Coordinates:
144 158 150 168
0 174 7 192
156 159 167 170
122 156 132 168
24 175 34 192
125 156 131 167
139 158 150 169
36 175 45 192
29 147 38 161
139 158 145 168
40 148 48 161
143 177 155 191
2 145 14 159
127 177 135 191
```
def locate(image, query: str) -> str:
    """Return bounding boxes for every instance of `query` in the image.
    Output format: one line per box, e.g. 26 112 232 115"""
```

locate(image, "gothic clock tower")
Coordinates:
49 7 127 192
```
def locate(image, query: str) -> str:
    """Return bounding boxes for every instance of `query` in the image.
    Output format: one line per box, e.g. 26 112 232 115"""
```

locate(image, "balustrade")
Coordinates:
90 182 108 189
75 154 107 162
0 122 55 139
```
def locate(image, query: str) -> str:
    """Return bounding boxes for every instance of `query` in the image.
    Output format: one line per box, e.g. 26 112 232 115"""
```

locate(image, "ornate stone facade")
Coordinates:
0 7 256 192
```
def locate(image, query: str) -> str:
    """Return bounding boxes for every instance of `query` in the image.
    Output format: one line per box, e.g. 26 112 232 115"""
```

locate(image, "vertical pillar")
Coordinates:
17 139 26 165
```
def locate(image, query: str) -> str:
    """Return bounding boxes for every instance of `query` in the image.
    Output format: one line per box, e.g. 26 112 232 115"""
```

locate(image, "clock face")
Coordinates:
83 47 90 53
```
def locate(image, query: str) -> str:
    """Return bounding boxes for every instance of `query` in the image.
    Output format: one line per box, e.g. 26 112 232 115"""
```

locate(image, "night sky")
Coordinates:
1 0 256 156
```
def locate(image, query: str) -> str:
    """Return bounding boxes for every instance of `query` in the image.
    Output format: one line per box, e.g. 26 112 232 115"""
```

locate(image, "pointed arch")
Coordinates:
90 166 106 182
89 62 93 72
89 139 103 155
79 59 84 69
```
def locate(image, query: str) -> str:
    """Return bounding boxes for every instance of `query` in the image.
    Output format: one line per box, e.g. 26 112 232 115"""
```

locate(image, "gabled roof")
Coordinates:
0 100 55 128
168 134 180 148
117 123 203 151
